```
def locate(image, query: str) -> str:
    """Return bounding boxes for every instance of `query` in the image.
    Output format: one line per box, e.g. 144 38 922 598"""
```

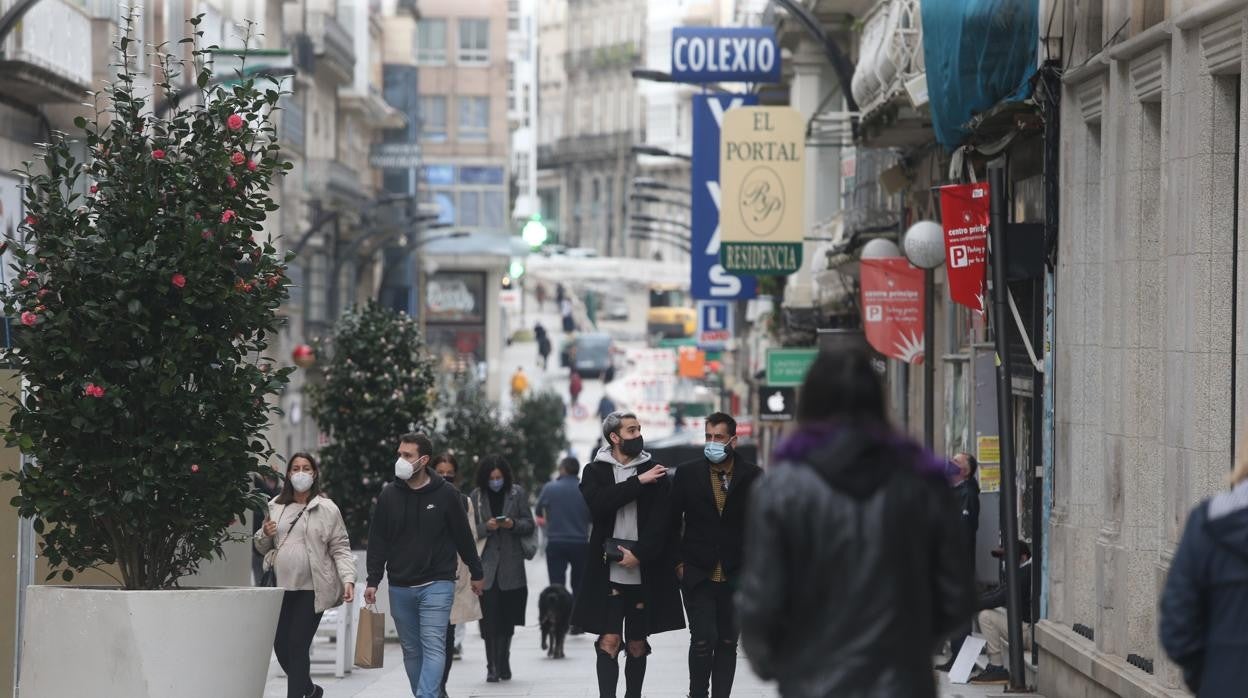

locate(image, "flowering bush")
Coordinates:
308 301 435 544
0 17 293 589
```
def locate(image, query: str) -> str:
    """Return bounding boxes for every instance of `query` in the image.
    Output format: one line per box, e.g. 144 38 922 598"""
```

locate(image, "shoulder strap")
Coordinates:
273 505 308 555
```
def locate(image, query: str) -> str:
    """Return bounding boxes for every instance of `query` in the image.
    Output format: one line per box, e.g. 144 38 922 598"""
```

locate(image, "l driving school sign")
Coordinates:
719 107 804 275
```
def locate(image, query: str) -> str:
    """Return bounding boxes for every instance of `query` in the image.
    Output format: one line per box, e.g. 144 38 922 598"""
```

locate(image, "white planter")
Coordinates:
18 585 283 698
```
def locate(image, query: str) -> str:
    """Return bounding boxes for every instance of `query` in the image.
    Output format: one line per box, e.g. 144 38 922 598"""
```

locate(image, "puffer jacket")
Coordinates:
737 422 975 698
1160 480 1248 697
254 496 357 613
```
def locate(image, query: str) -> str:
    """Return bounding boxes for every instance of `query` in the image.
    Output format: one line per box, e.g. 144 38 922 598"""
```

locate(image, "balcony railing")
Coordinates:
305 157 364 205
851 0 924 120
305 11 356 85
0 0 93 103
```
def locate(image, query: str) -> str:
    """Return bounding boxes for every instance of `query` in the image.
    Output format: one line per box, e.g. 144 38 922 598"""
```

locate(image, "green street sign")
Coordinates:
722 242 802 274
766 348 818 386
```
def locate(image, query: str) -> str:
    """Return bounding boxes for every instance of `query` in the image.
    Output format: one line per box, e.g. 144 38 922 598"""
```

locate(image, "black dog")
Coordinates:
539 584 574 659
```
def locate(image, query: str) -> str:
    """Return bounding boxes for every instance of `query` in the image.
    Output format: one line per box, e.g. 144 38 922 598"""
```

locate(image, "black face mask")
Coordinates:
618 435 644 458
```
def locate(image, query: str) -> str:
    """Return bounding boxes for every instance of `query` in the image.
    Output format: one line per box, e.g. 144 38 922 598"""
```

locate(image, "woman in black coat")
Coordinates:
571 412 685 698
1160 460 1248 698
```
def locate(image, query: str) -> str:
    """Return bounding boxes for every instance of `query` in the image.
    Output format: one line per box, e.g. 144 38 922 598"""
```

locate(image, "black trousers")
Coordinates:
546 541 587 596
274 590 323 698
684 580 740 698
598 584 650 698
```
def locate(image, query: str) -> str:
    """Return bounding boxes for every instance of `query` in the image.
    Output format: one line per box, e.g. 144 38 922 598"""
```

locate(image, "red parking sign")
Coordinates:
938 182 990 312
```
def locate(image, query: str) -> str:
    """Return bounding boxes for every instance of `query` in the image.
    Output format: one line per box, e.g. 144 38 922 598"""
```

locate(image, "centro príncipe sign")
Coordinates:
670 27 780 84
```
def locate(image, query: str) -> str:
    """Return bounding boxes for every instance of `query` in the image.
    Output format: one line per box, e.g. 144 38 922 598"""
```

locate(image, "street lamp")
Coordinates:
630 68 674 82
633 177 691 194
631 214 691 231
631 144 692 162
630 192 692 209
901 220 945 450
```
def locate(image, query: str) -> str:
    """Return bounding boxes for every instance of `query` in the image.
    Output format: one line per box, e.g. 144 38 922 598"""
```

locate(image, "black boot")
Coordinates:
624 653 647 698
688 640 713 698
484 629 499 683
499 633 513 680
710 641 738 698
596 646 620 698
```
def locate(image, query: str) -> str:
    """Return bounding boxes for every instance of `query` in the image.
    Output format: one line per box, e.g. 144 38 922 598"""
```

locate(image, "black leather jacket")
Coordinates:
737 424 974 698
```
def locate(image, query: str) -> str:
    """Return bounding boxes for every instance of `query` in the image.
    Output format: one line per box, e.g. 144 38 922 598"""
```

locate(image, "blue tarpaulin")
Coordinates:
921 0 1039 149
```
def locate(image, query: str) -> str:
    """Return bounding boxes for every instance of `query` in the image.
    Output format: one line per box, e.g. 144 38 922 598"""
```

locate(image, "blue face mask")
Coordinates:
489 478 506 492
704 441 730 464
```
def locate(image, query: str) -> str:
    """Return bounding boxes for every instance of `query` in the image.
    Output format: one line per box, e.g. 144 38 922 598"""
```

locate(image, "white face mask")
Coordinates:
395 457 415 481
290 471 314 493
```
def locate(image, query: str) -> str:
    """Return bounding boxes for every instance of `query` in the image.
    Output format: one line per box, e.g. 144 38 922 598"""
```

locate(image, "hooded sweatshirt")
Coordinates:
366 471 484 588
594 445 650 585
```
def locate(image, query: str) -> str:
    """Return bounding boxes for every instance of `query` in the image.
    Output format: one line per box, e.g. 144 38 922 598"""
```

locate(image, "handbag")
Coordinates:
259 505 307 588
520 527 540 561
603 538 638 564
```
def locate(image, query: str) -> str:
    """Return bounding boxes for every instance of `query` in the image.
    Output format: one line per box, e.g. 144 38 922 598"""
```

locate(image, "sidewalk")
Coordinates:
264 559 1018 698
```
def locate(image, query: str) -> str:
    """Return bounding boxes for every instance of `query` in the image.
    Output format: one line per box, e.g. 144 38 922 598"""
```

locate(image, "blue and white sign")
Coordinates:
671 27 780 84
691 94 757 300
697 301 734 350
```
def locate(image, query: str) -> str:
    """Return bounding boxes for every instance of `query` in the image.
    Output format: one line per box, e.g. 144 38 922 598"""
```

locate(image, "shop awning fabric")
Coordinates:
920 0 1039 150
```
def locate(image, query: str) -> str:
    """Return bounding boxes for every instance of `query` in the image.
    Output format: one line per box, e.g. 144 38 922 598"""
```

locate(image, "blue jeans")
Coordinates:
389 581 456 697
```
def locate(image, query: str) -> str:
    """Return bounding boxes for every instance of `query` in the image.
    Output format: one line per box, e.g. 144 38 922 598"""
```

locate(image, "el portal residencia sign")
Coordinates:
719 107 804 275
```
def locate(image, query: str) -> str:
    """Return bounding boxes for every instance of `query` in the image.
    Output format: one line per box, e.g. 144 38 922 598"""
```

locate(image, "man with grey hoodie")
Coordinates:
571 412 686 698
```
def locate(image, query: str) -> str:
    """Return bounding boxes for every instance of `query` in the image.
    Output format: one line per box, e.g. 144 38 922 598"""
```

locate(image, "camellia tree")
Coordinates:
307 300 436 544
0 18 293 589
509 390 569 487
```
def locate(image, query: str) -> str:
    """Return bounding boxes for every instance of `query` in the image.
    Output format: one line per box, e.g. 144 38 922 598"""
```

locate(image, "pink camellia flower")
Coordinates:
230 151 245 166
37 288 50 299
24 215 36 226
227 113 245 130
201 229 214 240
26 270 37 280
171 273 187 289
221 210 236 223
190 463 200 473
246 159 258 172
194 212 202 220
19 311 37 327
19 280 29 288
89 185 99 194
152 149 166 160
84 383 105 398
226 175 237 189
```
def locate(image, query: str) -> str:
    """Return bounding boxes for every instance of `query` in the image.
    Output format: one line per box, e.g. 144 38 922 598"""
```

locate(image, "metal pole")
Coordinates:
924 267 935 449
989 161 1027 689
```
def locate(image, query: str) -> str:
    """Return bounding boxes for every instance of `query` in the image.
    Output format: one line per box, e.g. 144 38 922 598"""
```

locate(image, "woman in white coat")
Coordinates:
254 453 357 698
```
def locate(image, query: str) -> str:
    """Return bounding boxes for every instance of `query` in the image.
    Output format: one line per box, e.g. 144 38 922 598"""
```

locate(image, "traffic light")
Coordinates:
521 214 548 248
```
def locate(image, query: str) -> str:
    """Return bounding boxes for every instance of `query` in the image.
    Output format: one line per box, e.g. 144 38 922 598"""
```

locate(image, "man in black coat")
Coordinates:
938 451 982 671
571 411 685 698
670 412 762 698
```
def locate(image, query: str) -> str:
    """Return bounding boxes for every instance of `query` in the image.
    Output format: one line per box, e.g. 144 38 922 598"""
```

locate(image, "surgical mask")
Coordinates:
290 471 315 493
618 435 644 458
395 457 415 481
489 478 506 493
704 442 730 464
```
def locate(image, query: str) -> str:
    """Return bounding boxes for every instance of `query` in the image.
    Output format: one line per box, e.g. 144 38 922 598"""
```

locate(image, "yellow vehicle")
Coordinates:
647 285 696 339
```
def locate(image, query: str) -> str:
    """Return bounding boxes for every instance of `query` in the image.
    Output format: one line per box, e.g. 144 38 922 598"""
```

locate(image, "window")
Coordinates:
458 97 489 141
416 19 447 64
484 191 506 228
458 19 490 65
460 190 482 226
419 96 447 142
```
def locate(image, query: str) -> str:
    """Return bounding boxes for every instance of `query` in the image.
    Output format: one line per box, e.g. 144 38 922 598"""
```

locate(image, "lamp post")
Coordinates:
901 220 945 451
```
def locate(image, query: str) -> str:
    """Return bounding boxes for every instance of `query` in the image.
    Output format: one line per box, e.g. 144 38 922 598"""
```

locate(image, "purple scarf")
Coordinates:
773 419 947 477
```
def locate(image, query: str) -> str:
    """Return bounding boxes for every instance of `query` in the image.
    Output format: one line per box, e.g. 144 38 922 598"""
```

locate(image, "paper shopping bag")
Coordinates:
354 604 385 668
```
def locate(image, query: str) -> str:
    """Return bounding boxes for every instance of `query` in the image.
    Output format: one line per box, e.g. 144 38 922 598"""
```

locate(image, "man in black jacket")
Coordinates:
671 412 762 698
937 451 982 671
365 432 484 698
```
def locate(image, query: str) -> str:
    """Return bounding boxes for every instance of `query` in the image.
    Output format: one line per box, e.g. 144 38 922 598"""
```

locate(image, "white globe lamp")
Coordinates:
860 238 902 259
902 220 945 270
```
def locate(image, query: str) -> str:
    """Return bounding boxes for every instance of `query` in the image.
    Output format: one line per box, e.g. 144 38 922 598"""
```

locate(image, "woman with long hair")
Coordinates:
431 453 482 698
1160 449 1248 696
470 455 535 682
736 345 974 697
254 453 356 698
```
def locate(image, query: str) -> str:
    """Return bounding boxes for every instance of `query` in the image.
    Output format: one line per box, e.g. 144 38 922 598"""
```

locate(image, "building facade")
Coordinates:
537 0 646 256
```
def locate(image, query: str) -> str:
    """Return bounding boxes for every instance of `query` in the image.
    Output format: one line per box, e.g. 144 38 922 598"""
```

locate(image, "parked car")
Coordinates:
602 294 630 321
562 332 615 379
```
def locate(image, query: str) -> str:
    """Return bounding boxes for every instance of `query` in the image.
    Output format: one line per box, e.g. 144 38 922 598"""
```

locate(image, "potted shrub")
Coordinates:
2 16 293 697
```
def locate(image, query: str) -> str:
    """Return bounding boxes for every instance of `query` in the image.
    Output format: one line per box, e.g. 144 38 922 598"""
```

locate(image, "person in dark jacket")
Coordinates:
937 451 982 671
365 433 485 698
537 457 592 595
737 346 975 698
572 411 685 698
671 411 762 698
1160 461 1248 697
471 455 535 683
968 542 1032 684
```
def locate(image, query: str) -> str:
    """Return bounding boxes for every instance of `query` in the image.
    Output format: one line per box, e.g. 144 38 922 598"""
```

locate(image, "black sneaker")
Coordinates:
453 643 463 660
569 625 584 636
933 659 955 672
969 665 1010 684
306 686 325 698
